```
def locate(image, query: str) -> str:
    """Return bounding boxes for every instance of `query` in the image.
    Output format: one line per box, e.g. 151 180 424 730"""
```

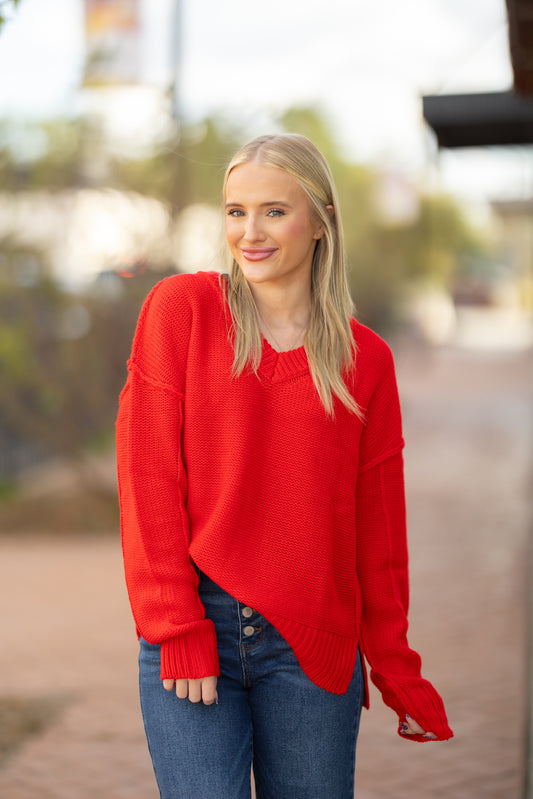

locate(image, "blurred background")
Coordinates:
0 1 531 797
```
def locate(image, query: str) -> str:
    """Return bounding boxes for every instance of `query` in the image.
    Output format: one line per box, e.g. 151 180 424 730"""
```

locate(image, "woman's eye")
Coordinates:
267 208 285 217
227 209 245 217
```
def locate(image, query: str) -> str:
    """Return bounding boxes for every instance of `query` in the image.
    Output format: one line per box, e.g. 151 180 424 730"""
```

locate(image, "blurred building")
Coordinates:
491 197 533 314
421 0 533 352
0 190 223 288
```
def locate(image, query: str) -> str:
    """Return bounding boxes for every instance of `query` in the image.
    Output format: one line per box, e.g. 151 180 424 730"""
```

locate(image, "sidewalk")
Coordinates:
0 344 530 798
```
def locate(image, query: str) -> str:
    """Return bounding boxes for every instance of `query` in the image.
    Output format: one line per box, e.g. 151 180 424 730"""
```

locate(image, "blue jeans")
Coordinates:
138 568 364 799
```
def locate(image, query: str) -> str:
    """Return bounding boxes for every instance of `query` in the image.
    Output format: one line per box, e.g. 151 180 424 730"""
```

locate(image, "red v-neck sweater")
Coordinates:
116 271 453 742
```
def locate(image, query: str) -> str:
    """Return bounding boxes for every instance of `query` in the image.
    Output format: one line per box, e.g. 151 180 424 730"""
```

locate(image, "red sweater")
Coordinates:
116 271 453 742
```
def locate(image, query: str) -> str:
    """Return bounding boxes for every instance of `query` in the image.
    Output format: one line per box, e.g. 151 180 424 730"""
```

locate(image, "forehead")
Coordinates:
225 162 307 203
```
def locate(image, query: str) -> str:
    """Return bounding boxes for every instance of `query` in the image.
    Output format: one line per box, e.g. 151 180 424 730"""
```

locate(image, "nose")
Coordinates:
243 213 266 242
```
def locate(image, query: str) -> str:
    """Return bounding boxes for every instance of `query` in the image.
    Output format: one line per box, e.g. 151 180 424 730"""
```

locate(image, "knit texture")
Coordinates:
116 270 453 741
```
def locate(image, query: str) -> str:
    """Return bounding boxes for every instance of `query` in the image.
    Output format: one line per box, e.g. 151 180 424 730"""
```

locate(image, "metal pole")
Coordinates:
523 203 533 799
170 0 182 123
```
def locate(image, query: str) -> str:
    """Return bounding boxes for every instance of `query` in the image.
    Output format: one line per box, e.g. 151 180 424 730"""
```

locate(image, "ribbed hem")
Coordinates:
371 672 454 741
160 619 220 680
267 612 359 694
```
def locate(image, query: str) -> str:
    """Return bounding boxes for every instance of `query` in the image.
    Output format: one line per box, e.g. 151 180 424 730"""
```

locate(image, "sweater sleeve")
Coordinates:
356 452 453 741
116 277 220 681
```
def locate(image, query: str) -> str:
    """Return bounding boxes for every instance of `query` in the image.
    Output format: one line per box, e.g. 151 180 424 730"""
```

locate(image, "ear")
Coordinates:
313 205 334 239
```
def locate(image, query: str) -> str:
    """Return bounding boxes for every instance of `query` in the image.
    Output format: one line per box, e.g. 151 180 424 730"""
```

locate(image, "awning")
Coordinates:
422 91 533 148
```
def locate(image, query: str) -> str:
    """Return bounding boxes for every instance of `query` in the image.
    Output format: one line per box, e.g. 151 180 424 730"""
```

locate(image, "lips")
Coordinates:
241 248 278 262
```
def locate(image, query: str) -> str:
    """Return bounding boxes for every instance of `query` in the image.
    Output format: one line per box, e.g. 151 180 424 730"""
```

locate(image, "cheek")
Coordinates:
283 218 317 246
225 220 239 248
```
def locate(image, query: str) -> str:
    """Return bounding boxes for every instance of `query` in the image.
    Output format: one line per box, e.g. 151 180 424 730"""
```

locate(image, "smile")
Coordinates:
241 248 278 262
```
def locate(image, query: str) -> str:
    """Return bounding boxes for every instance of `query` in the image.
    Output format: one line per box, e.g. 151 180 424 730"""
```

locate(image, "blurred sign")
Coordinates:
83 0 141 86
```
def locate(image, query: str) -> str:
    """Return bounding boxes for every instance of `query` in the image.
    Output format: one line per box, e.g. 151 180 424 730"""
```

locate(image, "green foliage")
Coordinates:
0 479 16 499
0 115 243 207
0 244 173 473
0 117 106 190
112 117 243 211
0 0 21 32
0 694 68 766
276 107 490 330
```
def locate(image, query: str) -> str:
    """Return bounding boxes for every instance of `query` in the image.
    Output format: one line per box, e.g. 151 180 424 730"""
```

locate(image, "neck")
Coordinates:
247 279 312 353
247 279 312 328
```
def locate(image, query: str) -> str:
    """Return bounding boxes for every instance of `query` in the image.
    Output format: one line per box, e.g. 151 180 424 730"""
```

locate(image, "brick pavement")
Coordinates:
0 344 530 798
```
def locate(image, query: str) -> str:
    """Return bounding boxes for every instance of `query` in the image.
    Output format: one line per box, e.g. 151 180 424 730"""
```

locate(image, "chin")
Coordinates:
238 264 274 284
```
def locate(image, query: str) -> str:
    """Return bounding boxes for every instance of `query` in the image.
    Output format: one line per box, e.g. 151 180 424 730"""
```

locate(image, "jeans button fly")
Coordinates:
242 606 253 618
243 625 255 637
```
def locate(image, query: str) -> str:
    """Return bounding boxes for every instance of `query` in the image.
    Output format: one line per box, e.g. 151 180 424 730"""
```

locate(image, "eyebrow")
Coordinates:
224 200 293 209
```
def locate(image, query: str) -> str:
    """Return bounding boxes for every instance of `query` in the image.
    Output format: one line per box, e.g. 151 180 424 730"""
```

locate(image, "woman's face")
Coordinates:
224 161 323 291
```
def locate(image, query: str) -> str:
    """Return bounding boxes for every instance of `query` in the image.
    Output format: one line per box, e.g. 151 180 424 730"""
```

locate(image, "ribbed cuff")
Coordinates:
160 619 220 680
371 672 454 742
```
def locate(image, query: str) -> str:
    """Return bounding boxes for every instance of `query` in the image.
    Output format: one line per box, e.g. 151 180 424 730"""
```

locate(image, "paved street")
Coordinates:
0 344 531 798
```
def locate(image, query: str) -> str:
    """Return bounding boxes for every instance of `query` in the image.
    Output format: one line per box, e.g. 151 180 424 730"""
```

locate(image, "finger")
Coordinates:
162 679 175 692
186 679 203 703
201 676 218 706
400 722 419 735
401 715 437 739
404 715 425 734
175 679 189 700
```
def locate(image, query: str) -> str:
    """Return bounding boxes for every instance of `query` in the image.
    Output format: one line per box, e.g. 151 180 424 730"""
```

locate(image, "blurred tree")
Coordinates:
346 192 489 330
0 0 21 32
404 193 487 283
112 116 243 212
0 241 174 478
0 115 242 207
0 117 109 190
278 106 490 331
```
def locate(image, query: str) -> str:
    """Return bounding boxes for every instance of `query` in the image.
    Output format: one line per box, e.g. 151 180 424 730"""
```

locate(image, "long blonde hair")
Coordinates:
223 133 360 418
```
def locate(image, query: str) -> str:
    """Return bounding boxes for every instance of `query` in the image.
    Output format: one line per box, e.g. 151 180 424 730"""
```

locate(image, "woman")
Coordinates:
116 133 453 799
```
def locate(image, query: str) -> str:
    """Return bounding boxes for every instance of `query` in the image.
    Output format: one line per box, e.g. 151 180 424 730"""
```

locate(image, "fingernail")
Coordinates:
215 697 219 705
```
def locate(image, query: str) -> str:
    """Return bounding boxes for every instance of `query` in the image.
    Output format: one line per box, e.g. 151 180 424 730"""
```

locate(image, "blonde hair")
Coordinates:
222 133 360 418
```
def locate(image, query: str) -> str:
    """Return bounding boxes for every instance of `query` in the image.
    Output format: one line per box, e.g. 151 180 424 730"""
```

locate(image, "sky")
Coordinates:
0 0 527 205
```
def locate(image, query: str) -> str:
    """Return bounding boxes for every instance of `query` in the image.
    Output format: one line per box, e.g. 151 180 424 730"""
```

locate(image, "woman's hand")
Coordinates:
400 714 437 740
163 676 218 705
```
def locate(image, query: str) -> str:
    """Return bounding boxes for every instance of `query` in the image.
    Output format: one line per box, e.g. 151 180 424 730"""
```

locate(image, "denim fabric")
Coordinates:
139 568 364 799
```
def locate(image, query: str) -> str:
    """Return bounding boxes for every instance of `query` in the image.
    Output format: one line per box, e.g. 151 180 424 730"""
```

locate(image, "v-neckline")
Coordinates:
258 335 310 384
205 271 311 385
